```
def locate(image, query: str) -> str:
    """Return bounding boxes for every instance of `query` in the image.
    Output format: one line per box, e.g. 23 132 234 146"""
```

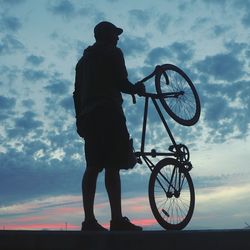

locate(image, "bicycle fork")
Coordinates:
155 166 187 217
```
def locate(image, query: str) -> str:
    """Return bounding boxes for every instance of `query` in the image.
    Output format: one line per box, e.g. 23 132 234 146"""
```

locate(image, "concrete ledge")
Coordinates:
0 229 250 250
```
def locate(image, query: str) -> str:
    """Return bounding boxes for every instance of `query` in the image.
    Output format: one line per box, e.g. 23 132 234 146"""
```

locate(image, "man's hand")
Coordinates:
134 82 145 96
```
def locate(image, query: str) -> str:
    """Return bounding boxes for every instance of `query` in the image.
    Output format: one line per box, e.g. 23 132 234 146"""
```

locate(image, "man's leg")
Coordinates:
105 168 143 231
105 168 122 220
82 167 99 221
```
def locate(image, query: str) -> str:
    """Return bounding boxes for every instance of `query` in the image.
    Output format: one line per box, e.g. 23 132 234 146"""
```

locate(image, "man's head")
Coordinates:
94 21 123 46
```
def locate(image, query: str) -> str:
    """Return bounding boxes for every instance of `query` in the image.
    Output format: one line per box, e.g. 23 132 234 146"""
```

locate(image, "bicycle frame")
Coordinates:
134 93 179 171
134 92 190 195
134 65 192 169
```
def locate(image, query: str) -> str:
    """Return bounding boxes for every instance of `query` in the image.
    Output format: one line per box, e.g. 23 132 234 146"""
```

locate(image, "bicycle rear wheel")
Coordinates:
155 64 200 126
148 158 195 230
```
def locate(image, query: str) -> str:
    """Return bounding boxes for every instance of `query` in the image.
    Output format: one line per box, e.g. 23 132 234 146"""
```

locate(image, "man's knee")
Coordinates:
84 167 99 177
105 168 120 177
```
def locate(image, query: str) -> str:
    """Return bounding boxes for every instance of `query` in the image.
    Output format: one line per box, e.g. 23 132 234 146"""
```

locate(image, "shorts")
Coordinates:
76 102 136 171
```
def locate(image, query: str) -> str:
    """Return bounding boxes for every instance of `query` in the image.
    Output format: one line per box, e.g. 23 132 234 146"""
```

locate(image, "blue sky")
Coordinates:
0 0 250 230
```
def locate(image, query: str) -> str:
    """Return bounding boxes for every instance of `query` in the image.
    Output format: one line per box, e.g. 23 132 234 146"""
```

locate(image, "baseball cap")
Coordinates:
94 21 123 40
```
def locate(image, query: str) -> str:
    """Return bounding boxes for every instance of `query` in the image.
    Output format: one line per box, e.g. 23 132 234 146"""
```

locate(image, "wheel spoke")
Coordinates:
149 158 195 230
156 64 200 126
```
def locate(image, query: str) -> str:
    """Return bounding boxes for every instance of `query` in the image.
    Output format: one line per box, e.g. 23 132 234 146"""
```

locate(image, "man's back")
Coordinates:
74 42 127 118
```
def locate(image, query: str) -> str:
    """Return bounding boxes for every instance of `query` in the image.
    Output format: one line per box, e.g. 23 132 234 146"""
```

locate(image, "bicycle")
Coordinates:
133 64 200 230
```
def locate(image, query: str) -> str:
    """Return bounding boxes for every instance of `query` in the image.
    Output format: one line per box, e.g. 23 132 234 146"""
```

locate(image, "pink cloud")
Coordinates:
0 202 83 230
0 194 159 231
46 206 82 215
131 218 157 227
2 223 79 230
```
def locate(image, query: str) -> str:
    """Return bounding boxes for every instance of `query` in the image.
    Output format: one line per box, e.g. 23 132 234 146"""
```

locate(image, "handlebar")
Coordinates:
131 64 170 104
139 65 169 83
131 92 164 104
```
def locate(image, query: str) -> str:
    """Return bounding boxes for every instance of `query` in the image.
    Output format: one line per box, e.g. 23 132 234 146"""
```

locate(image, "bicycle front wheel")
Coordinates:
155 64 200 126
148 158 195 230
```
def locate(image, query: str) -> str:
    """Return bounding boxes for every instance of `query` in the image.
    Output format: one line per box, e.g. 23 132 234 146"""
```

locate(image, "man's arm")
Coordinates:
113 48 145 96
113 48 137 94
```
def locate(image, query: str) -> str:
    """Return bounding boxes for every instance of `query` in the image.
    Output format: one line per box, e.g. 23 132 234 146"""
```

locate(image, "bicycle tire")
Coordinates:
155 64 200 126
148 158 195 230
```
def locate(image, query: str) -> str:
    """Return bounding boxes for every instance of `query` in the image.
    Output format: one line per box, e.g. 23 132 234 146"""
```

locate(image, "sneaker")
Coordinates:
110 217 143 231
81 219 109 232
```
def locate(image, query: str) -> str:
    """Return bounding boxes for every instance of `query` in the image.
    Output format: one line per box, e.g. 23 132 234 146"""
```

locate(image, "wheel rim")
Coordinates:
149 159 195 229
156 64 200 126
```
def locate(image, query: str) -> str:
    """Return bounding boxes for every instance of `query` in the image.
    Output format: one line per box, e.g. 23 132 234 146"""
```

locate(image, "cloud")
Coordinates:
44 79 70 95
195 53 245 82
0 194 157 230
212 25 230 36
197 80 250 143
23 69 48 81
0 35 24 55
0 0 25 6
204 95 231 123
15 111 43 130
78 6 106 23
178 1 195 11
1 108 82 202
192 172 250 190
105 0 119 2
0 95 16 120
0 14 22 32
191 17 210 31
169 42 194 62
26 55 45 66
156 13 171 33
145 47 171 66
232 0 250 8
242 12 250 28
204 0 227 6
47 0 75 19
0 132 84 205
231 0 250 28
60 96 74 112
193 181 250 229
6 111 43 138
120 35 149 57
224 40 247 54
0 95 16 110
22 99 35 108
0 65 20 87
44 95 74 119
145 41 194 66
0 195 82 230
128 9 151 27
0 107 148 207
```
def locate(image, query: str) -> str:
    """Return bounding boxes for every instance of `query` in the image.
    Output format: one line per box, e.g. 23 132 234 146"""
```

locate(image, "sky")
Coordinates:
0 0 250 231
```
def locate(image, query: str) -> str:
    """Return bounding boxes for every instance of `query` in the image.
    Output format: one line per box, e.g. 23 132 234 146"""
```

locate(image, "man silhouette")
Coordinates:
73 21 145 231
